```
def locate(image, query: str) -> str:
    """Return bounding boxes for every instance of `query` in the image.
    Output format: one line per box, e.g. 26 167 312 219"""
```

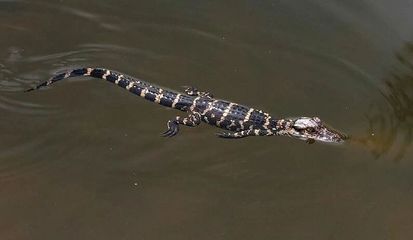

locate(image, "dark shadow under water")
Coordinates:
354 43 413 161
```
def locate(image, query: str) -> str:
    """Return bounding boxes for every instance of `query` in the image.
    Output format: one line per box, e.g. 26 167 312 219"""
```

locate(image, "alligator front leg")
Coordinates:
217 129 273 138
162 112 202 137
184 86 214 98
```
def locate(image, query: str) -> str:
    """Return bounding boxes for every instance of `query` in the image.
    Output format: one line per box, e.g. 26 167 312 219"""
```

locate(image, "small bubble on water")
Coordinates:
133 182 140 188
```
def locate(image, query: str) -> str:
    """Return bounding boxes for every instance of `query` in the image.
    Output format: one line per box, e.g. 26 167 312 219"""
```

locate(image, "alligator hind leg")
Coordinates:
184 86 214 98
217 129 273 138
162 112 202 137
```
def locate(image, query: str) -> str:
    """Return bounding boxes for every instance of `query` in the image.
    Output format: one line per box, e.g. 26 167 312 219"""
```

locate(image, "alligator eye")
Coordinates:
293 124 307 130
306 127 316 133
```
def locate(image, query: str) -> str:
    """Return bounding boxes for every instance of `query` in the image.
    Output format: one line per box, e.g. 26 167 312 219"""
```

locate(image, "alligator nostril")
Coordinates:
341 133 350 140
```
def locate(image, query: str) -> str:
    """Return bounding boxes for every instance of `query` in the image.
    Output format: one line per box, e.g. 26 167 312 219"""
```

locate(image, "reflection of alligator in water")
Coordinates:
356 43 413 161
26 67 347 144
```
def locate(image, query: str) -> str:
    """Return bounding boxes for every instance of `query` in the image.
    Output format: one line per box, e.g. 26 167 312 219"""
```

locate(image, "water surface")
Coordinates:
1 0 413 239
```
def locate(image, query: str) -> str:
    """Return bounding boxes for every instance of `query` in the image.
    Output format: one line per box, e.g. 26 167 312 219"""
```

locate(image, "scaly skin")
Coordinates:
26 67 347 143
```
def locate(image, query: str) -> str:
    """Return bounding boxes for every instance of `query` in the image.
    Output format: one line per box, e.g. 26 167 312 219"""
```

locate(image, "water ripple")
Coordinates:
0 47 101 92
32 2 123 32
79 43 164 59
131 22 226 43
0 41 165 92
21 49 103 63
283 43 379 90
0 94 55 115
352 43 413 161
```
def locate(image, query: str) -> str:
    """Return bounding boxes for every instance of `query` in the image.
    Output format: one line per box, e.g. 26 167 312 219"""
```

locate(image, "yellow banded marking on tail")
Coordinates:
85 68 93 76
102 70 110 80
140 88 148 97
155 89 164 103
63 71 71 79
126 81 134 90
171 94 181 108
115 75 123 84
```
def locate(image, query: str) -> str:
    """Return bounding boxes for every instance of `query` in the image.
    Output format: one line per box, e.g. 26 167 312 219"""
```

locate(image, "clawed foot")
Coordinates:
162 120 179 137
216 131 243 139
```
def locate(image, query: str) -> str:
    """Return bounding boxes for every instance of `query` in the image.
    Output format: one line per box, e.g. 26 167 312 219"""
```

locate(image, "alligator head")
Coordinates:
279 117 347 144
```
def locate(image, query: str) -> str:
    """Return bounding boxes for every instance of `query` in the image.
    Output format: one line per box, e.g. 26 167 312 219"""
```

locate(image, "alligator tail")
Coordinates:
25 68 99 92
25 67 194 111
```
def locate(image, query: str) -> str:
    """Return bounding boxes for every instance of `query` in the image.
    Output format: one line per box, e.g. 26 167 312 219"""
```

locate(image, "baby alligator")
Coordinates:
26 67 347 144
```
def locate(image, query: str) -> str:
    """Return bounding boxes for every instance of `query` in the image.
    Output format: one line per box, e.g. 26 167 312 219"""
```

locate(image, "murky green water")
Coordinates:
1 0 413 239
